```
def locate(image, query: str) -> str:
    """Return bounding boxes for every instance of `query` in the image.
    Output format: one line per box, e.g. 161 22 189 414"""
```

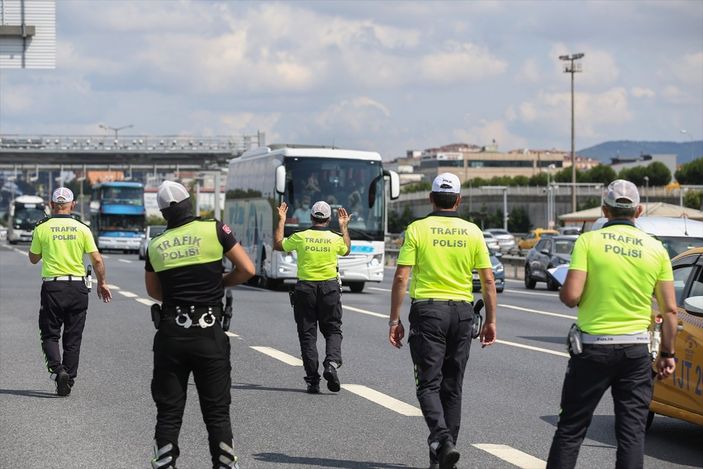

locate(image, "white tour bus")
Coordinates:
8 195 48 244
224 144 400 292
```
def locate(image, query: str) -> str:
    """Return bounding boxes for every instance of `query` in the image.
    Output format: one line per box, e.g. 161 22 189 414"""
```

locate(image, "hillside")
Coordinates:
578 140 702 165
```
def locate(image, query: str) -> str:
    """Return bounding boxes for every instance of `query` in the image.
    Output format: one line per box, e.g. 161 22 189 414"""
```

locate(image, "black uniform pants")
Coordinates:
408 300 473 448
38 281 89 382
152 322 232 468
547 344 653 469
293 279 343 383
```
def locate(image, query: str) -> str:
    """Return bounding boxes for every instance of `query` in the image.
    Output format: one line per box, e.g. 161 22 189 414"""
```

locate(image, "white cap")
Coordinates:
603 179 640 209
157 181 190 210
432 173 461 194
311 200 331 219
52 187 74 204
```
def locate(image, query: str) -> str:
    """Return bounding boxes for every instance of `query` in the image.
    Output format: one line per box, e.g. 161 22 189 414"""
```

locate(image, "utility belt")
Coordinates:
43 275 85 282
567 324 649 355
151 290 234 331
159 305 222 329
411 298 472 305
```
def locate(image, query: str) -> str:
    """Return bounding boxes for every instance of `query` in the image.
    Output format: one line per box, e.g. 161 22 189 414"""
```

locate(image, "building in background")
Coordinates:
0 0 55 69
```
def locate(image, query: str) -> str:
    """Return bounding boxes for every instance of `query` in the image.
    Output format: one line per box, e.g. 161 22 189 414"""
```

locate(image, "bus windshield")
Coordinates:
283 157 385 240
99 214 145 232
14 207 46 229
100 186 143 205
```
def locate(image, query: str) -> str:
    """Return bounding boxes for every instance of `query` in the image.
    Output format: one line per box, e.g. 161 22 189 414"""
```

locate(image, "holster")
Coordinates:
471 299 484 339
151 303 161 330
567 323 583 355
222 290 233 332
288 287 295 308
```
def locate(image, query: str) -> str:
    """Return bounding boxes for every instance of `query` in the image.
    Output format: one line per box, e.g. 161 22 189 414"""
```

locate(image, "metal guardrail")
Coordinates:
0 135 246 153
385 246 526 280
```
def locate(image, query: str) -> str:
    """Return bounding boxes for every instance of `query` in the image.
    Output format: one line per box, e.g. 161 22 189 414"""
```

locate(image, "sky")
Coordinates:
1 0 702 160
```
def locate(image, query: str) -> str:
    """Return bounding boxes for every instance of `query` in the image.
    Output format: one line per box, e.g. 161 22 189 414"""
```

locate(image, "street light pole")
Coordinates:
99 123 134 139
559 52 585 213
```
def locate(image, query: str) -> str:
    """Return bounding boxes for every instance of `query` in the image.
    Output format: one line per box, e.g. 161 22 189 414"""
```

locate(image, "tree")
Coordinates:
584 165 616 185
683 190 702 210
508 206 531 232
388 206 415 233
401 182 431 194
646 161 671 186
528 173 548 187
675 158 703 185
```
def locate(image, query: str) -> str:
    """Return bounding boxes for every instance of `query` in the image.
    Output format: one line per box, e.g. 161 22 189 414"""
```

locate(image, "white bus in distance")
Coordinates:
224 144 400 292
8 195 48 244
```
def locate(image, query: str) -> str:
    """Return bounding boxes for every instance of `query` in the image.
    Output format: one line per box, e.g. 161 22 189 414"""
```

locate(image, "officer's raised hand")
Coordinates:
277 202 289 220
337 207 350 227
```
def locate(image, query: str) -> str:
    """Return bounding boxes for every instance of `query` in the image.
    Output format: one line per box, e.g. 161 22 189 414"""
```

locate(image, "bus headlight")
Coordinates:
368 254 383 267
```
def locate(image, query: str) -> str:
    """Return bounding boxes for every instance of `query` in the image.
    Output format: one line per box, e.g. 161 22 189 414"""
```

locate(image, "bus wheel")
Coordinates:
349 282 365 293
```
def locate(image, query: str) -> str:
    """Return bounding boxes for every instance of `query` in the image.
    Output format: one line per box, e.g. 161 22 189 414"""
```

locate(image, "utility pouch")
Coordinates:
85 265 93 291
222 290 233 332
151 303 162 330
288 287 296 308
567 323 583 356
471 299 485 339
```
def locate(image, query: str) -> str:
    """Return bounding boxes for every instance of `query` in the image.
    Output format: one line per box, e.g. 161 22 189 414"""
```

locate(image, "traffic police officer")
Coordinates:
145 181 255 469
273 200 350 394
547 179 678 469
29 187 112 396
389 173 497 469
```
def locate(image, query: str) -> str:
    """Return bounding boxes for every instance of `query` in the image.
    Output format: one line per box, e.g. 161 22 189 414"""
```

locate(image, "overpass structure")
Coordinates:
0 132 265 170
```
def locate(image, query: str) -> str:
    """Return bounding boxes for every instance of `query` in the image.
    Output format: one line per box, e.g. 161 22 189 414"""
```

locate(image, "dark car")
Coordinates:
473 253 505 293
524 235 577 290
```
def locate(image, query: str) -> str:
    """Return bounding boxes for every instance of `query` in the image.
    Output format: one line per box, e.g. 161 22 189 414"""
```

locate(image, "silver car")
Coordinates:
484 228 516 253
138 225 166 260
483 232 500 252
524 235 577 290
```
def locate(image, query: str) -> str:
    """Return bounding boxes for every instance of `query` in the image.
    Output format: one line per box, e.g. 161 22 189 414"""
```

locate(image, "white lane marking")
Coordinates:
472 444 546 469
500 304 576 320
102 255 111 259
496 339 569 358
369 286 391 292
341 384 422 417
503 289 558 298
118 259 132 264
135 298 153 306
117 290 138 298
14 248 28 255
225 331 239 338
343 305 388 318
106 284 120 290
250 346 303 366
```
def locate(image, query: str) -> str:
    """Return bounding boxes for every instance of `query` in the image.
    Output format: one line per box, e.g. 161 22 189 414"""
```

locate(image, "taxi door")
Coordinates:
650 250 703 426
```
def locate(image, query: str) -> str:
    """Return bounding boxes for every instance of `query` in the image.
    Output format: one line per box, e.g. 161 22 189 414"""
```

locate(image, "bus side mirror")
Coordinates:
275 165 286 195
384 170 400 200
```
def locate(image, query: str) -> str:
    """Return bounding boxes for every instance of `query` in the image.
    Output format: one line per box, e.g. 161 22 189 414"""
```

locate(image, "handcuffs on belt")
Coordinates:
174 305 216 329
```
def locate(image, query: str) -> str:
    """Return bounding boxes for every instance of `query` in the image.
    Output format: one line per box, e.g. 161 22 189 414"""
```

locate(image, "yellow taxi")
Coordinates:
518 228 558 251
648 247 703 428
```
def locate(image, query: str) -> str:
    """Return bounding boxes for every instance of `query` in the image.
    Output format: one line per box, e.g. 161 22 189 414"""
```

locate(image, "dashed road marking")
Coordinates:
343 305 388 318
118 259 132 264
496 339 569 358
117 290 138 298
225 331 239 338
135 298 153 306
341 384 422 417
102 255 111 259
472 444 546 468
250 346 303 366
106 284 120 290
369 286 391 292
500 304 575 320
503 289 558 298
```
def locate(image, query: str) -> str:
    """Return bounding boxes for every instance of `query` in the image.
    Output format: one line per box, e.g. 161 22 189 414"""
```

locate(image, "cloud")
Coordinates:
671 51 703 86
517 59 541 84
452 119 529 151
315 97 391 133
420 42 507 83
631 87 655 98
517 88 632 139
